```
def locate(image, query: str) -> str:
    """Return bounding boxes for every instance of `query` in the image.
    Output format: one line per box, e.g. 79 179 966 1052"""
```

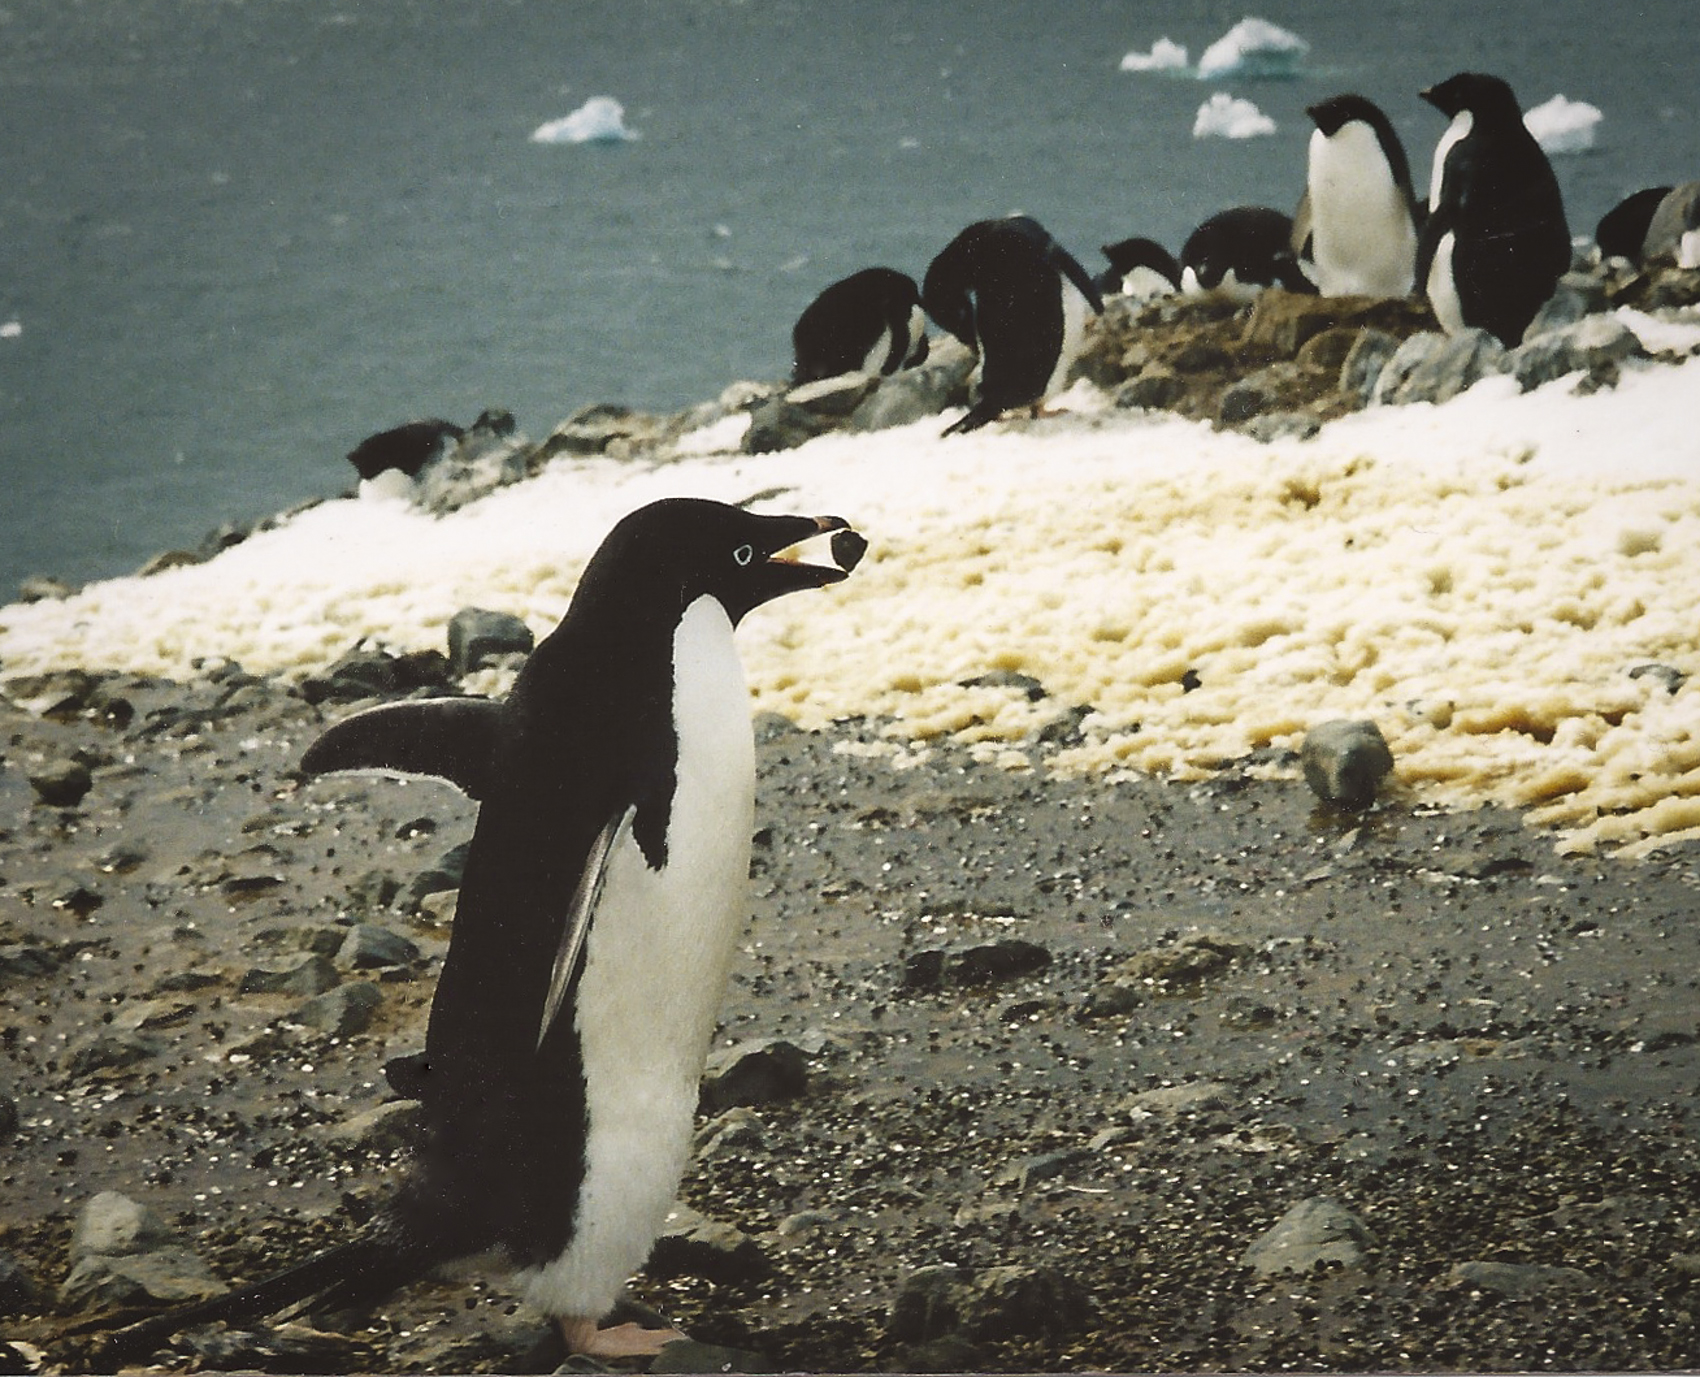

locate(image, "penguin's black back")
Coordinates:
1596 187 1673 262
346 419 464 481
791 267 922 384
1181 207 1314 293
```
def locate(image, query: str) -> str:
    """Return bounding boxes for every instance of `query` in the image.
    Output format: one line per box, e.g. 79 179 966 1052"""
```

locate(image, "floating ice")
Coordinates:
0 321 20 339
1193 92 1276 140
1524 94 1602 155
530 96 640 145
1119 38 1188 73
1197 17 1309 80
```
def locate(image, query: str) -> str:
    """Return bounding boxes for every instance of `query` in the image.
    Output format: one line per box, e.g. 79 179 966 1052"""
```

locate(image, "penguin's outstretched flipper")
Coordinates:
300 696 506 798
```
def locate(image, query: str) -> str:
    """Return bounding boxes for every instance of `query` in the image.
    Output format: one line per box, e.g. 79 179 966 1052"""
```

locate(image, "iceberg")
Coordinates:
1197 17 1309 80
1119 38 1188 73
1523 94 1602 155
1193 92 1276 139
530 96 640 145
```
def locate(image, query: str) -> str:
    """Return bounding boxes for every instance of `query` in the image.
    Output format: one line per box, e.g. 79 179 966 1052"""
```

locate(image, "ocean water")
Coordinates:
1 0 1695 598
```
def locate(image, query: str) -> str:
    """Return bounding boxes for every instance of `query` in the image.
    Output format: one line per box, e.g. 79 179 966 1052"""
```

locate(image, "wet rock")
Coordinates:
1241 1197 1374 1276
321 1100 422 1154
238 953 341 998
1375 328 1507 406
340 923 420 970
447 607 534 677
648 1205 769 1284
1509 313 1646 391
72 1192 173 1260
1302 718 1395 809
887 1262 1092 1346
651 1337 777 1374
699 1038 808 1114
28 759 92 808
289 980 382 1037
1448 1260 1595 1295
58 1247 226 1310
0 1252 37 1318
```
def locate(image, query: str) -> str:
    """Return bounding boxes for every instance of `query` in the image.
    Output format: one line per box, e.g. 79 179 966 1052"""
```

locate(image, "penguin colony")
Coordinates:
96 68 1693 1368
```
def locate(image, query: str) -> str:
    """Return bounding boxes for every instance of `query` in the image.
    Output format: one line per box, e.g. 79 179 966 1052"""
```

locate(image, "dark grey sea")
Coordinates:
1 0 1694 596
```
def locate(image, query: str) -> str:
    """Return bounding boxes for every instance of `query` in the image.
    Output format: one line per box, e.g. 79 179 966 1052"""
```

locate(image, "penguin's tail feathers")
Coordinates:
80 1233 435 1367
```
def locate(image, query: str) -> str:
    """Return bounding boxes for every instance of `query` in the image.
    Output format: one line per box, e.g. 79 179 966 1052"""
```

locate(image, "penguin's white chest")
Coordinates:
1308 124 1416 297
521 594 755 1319
1045 275 1093 399
1429 110 1472 212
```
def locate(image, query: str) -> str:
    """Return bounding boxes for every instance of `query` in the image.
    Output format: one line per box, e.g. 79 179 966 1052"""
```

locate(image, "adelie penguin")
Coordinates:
1293 94 1420 298
91 497 863 1365
346 408 518 482
1179 207 1315 299
791 266 929 385
922 214 1104 435
1417 72 1571 347
1093 236 1181 302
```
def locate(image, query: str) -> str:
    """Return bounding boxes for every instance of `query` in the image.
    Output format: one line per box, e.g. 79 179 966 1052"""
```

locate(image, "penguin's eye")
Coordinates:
732 544 755 567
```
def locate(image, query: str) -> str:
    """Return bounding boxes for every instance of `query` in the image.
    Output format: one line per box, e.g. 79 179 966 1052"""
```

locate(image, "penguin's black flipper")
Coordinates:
301 697 505 799
1044 238 1106 316
84 1234 429 1369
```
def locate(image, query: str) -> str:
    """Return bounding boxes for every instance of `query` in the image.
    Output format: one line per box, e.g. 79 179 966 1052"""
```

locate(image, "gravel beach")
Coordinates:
2 662 1698 1373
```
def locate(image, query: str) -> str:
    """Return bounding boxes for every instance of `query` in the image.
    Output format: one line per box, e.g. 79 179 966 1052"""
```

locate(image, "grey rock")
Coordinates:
17 574 75 603
298 643 452 705
693 1106 767 1160
1125 1080 1234 1115
402 842 471 909
1630 662 1687 695
341 923 420 970
1112 932 1251 985
996 1147 1092 1191
447 607 534 677
848 341 976 432
1241 1197 1374 1275
0 944 66 986
648 1205 769 1284
699 1038 808 1114
1114 368 1185 411
1509 313 1646 391
239 953 341 997
412 438 532 516
58 1247 226 1310
1301 718 1395 809
0 1251 38 1318
28 758 92 808
887 1262 1092 1345
1642 182 1700 265
786 372 878 417
743 396 833 453
289 981 382 1037
175 1324 378 1373
1524 273 1609 338
904 938 1052 991
0 669 100 716
72 1191 173 1261
1448 1260 1595 1295
1242 410 1321 443
651 1338 777 1374
1374 329 1506 406
62 1030 163 1080
321 1099 423 1154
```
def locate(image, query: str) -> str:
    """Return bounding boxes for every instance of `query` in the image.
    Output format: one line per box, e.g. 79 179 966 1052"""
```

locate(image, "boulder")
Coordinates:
58 1248 226 1310
28 759 92 808
1375 329 1507 406
699 1038 808 1114
1241 1197 1374 1275
1447 1260 1595 1295
289 981 383 1037
447 607 534 676
1301 718 1395 809
1509 313 1646 391
72 1192 173 1260
647 1205 769 1284
238 954 341 998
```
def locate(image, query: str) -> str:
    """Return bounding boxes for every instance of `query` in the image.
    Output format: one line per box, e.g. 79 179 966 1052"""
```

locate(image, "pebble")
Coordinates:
1301 718 1395 809
28 758 91 808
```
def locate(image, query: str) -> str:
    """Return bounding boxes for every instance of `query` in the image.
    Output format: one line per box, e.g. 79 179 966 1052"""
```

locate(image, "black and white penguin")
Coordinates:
1416 72 1571 347
1293 94 1420 298
1642 181 1700 269
346 418 464 481
1594 186 1674 262
791 267 929 385
1179 207 1315 299
94 498 861 1365
1093 236 1182 301
922 214 1104 435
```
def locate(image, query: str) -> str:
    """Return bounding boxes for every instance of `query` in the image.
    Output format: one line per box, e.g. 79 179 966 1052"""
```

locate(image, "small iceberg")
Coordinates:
1119 38 1188 73
1197 17 1309 80
530 96 640 145
0 321 20 340
1524 94 1601 155
1193 92 1276 139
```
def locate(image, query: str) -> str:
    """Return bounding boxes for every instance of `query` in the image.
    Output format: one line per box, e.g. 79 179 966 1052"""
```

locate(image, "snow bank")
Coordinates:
1524 94 1602 155
5 352 1700 857
1193 92 1276 140
1119 38 1188 73
1196 18 1309 80
531 96 639 145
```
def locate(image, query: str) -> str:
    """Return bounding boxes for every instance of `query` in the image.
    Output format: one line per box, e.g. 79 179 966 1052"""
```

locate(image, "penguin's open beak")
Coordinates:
750 514 864 609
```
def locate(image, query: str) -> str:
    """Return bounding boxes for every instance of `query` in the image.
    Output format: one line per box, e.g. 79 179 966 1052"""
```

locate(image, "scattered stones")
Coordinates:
887 1262 1092 1347
28 758 92 808
447 607 534 677
340 923 421 971
699 1038 808 1114
1447 1260 1596 1296
1241 1196 1374 1276
289 981 383 1037
238 953 341 998
648 1205 770 1284
1301 718 1395 809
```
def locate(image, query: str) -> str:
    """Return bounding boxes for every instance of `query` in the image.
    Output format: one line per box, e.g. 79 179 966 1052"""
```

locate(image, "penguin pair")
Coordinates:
922 214 1105 435
92 497 864 1365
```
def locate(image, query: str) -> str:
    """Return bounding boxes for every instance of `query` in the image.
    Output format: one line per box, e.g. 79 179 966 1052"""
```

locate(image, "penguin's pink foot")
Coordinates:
557 1316 688 1357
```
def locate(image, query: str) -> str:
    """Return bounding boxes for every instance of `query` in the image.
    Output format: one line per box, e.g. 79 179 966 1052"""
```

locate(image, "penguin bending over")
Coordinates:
1179 207 1315 299
1595 186 1674 263
1642 182 1700 269
791 267 929 385
91 497 862 1366
1093 236 1181 302
922 215 1104 435
1416 72 1571 347
1294 94 1419 298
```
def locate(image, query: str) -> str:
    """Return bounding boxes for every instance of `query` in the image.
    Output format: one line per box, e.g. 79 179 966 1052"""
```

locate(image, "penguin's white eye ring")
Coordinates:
733 544 755 567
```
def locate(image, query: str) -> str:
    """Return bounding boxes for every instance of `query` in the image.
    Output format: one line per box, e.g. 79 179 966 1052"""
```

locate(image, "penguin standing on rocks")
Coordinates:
1642 182 1700 269
922 215 1104 435
1416 71 1571 346
92 498 863 1366
1179 207 1315 298
1093 236 1182 301
791 267 929 384
1293 94 1420 298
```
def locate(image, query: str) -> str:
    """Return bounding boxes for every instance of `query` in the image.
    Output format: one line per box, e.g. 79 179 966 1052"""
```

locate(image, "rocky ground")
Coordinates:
1 657 1699 1374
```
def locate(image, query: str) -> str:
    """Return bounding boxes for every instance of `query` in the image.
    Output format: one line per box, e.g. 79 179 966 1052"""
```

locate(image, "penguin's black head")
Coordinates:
1307 93 1382 138
1421 72 1520 121
581 497 858 627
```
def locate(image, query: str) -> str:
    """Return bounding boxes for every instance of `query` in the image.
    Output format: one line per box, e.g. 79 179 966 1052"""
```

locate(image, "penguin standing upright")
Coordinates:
1294 94 1419 298
1416 72 1571 346
922 214 1104 435
93 498 862 1365
791 267 929 385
